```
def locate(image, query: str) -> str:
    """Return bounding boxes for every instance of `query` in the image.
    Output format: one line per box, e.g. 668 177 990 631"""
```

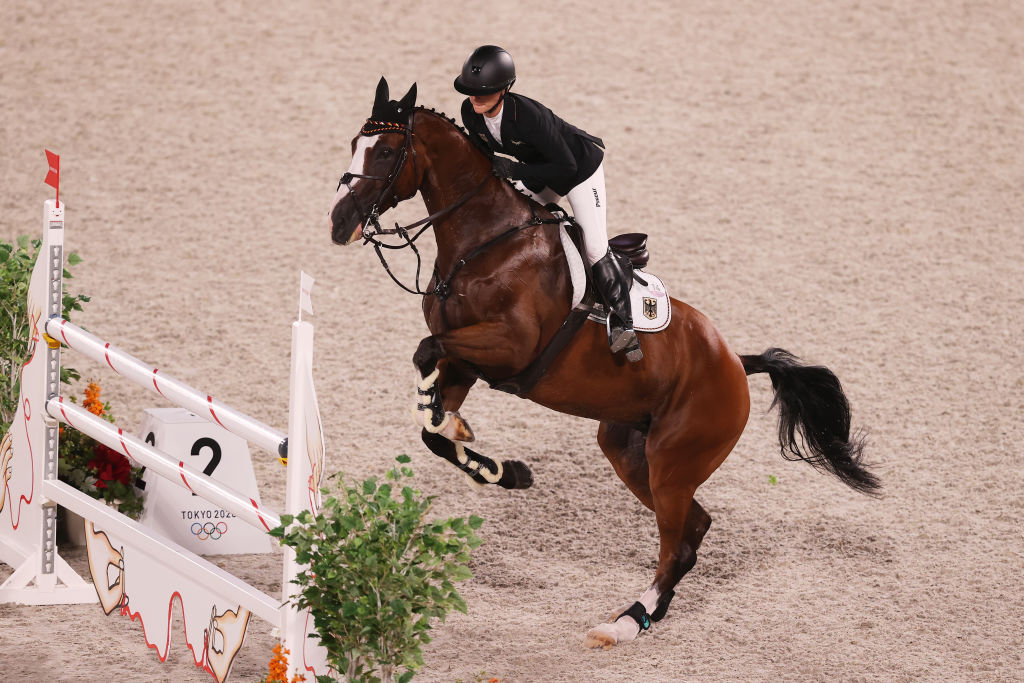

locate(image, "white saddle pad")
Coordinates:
559 224 671 334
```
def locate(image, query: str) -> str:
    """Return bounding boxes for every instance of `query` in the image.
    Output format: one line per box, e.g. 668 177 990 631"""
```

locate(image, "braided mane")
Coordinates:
413 105 478 147
412 105 529 196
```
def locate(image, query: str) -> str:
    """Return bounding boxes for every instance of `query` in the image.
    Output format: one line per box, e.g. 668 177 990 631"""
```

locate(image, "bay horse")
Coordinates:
327 78 879 649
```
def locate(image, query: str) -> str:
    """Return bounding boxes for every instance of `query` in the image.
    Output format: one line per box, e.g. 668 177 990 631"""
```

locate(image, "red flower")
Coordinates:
87 444 132 488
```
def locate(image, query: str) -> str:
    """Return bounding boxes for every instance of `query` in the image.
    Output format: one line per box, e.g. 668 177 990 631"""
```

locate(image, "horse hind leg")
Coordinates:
585 432 735 650
597 422 654 510
585 495 714 649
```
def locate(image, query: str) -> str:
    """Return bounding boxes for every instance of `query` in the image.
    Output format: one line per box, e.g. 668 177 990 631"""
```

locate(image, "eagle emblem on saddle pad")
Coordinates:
643 297 658 320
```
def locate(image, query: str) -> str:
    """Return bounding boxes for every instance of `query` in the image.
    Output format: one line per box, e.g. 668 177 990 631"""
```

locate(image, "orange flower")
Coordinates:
83 382 105 417
267 643 291 683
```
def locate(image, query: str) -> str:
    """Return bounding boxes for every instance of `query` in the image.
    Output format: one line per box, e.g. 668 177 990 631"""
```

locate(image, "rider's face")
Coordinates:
469 91 504 117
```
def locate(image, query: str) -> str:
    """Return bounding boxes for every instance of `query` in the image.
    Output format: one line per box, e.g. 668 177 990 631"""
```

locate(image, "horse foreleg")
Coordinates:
412 322 535 435
420 429 533 489
413 325 535 489
412 356 477 442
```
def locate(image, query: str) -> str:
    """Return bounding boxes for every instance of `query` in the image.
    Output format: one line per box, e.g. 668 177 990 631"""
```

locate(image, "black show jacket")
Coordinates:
461 93 605 196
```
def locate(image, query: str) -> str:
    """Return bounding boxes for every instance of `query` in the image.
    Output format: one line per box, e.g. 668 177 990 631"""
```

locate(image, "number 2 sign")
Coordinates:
136 408 272 556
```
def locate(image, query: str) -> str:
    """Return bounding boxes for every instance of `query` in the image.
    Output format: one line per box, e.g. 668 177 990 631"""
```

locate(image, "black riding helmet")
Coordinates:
454 45 516 95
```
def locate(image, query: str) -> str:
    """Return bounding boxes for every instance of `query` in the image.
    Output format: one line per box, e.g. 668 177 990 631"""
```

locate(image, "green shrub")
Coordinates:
272 455 483 683
0 235 88 431
1 236 143 519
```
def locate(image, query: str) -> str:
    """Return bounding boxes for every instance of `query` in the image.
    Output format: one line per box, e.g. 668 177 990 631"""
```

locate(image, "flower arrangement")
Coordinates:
57 381 145 519
1 235 88 432
262 643 306 683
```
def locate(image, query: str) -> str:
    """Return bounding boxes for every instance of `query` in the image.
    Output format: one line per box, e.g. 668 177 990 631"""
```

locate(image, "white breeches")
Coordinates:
517 163 608 265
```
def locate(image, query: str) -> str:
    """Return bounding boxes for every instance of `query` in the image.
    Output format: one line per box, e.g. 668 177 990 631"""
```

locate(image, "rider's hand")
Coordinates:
491 155 515 178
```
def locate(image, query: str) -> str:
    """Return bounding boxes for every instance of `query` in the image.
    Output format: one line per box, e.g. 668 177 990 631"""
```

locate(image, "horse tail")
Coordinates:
740 348 881 496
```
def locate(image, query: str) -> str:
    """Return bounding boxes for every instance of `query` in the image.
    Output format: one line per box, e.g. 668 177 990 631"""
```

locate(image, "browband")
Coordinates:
360 119 406 136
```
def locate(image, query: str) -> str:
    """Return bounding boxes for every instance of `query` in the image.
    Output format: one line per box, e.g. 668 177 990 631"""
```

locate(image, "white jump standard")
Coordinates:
0 197 329 682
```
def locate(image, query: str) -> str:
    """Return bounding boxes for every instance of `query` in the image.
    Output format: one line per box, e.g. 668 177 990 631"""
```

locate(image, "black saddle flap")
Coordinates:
609 232 649 269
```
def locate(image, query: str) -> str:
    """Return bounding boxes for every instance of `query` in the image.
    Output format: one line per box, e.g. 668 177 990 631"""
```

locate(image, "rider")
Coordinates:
454 45 640 362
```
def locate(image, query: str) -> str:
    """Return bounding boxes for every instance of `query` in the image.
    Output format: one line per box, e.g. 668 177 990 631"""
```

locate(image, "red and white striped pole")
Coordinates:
47 397 282 533
45 318 289 458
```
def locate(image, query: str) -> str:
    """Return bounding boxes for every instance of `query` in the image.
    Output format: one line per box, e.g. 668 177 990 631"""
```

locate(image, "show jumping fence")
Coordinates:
0 198 329 682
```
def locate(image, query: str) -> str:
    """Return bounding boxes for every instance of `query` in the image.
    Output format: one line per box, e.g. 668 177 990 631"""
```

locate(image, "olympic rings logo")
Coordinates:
191 521 228 540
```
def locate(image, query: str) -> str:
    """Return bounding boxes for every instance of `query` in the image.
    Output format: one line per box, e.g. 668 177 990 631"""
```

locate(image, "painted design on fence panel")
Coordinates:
305 395 325 515
84 520 251 683
206 604 252 683
85 521 126 614
0 433 13 515
1 304 44 534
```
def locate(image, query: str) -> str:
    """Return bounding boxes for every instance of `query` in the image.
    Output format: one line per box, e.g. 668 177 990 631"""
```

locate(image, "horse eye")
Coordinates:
379 147 393 158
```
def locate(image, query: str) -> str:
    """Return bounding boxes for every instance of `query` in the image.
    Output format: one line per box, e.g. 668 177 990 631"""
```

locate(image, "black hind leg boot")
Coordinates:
592 249 642 362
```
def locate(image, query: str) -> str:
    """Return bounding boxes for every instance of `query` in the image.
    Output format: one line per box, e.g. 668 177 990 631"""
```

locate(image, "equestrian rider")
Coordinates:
455 45 640 362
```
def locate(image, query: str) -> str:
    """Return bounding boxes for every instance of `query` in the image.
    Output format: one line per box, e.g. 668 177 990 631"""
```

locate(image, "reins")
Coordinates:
362 173 492 296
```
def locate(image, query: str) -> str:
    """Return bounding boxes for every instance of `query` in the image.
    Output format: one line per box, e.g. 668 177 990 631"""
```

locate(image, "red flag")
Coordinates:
44 149 60 206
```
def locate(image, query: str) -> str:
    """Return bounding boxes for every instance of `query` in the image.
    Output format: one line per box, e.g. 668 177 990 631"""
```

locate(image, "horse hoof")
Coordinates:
497 460 533 489
438 411 475 442
607 602 634 622
584 624 618 650
585 619 640 650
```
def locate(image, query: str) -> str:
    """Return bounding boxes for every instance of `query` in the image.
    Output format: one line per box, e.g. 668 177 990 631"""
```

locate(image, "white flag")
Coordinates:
299 271 315 316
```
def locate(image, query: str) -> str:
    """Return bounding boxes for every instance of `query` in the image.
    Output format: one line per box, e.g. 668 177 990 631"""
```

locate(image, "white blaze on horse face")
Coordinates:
327 135 378 241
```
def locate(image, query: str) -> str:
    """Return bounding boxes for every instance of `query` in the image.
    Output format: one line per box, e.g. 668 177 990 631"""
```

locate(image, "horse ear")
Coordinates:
398 83 417 110
375 77 389 107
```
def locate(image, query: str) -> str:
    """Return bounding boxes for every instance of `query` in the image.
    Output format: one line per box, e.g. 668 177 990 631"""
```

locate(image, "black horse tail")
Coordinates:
741 348 880 496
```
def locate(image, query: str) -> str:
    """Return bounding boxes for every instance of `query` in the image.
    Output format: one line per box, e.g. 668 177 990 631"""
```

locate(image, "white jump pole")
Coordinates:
45 318 288 458
47 397 282 532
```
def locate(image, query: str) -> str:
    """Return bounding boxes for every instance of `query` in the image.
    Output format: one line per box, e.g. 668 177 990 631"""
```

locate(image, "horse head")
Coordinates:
328 77 423 245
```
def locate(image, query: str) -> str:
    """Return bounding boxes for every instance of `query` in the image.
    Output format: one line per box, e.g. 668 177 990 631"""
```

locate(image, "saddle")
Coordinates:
547 207 669 332
608 232 649 270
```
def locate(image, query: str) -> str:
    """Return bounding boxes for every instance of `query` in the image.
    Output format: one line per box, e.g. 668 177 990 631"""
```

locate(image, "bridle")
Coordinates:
336 111 490 295
336 118 415 240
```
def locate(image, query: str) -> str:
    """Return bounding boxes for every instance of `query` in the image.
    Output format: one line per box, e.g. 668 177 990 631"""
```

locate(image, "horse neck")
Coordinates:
413 112 530 274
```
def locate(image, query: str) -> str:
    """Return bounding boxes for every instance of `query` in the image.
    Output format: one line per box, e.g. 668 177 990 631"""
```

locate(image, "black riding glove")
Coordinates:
491 155 515 178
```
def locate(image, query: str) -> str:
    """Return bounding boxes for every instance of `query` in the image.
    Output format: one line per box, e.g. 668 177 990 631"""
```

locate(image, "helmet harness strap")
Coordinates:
484 80 514 115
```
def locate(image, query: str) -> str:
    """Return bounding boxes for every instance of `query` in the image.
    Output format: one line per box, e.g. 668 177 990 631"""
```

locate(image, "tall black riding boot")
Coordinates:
592 249 642 362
